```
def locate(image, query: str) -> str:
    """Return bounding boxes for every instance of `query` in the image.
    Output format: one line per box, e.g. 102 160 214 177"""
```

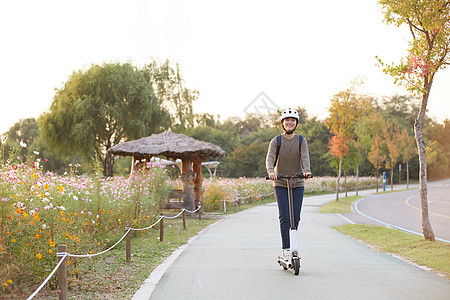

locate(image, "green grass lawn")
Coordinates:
31 217 217 299
318 195 363 213
318 194 450 280
333 224 450 279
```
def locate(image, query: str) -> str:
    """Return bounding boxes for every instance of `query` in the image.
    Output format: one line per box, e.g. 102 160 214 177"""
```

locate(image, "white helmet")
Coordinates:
280 108 299 122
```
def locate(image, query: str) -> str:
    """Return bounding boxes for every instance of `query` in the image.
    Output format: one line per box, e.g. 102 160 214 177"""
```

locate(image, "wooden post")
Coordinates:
182 210 186 229
198 202 202 221
125 222 131 263
159 216 164 242
181 157 195 211
57 244 67 300
193 158 203 212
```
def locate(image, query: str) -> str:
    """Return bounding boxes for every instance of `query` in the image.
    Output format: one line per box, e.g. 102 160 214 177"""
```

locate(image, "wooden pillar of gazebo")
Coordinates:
192 157 203 211
181 157 195 211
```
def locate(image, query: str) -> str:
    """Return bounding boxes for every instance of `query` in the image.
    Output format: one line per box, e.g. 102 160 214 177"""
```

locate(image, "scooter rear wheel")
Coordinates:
293 258 300 275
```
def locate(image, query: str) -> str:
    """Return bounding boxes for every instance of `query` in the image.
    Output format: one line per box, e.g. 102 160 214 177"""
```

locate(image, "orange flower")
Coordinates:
35 234 40 239
11 239 16 243
43 184 49 190
36 253 42 259
32 173 38 179
57 185 64 193
48 249 53 254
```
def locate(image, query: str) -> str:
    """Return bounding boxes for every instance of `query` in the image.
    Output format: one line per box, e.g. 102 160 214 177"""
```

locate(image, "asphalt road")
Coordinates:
133 182 450 300
352 179 450 242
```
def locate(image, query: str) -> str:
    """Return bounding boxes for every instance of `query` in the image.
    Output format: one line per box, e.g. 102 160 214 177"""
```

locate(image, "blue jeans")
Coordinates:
275 186 304 250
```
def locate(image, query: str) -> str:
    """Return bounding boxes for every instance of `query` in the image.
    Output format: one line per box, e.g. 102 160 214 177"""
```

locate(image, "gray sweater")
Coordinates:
265 133 311 188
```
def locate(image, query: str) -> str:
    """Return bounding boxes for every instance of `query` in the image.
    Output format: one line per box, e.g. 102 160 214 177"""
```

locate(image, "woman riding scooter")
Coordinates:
266 108 312 263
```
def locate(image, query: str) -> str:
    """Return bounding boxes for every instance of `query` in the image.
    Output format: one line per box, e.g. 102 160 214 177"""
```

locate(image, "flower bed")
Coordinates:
0 158 169 295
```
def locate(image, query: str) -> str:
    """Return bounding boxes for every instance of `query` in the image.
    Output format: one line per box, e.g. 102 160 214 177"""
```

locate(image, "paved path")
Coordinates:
133 182 450 300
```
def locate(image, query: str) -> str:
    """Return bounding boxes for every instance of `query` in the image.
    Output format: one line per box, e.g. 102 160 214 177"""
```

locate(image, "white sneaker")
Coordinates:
281 249 290 261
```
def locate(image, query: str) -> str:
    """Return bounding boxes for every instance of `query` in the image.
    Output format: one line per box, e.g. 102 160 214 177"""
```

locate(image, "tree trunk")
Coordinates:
104 152 114 177
390 166 394 191
356 165 359 196
415 89 435 241
344 171 348 197
376 168 379 193
336 156 342 201
406 160 410 189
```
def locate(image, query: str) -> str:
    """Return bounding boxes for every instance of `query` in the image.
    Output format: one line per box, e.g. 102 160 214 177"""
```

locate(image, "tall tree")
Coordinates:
377 0 450 241
383 121 403 191
142 59 198 133
328 132 350 201
358 112 387 193
368 134 387 193
325 82 373 200
39 62 169 177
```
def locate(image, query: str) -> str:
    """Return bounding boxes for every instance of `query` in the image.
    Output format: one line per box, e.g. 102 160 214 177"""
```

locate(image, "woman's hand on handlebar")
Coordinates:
268 172 277 181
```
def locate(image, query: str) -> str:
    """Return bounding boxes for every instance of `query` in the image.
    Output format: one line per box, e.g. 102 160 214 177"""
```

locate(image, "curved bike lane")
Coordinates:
352 179 450 243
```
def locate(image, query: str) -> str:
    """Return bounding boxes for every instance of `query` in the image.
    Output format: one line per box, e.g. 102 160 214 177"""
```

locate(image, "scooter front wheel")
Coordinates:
292 258 300 275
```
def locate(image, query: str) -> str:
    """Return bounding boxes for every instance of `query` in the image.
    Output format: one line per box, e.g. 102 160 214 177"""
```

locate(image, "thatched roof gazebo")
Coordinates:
108 130 225 211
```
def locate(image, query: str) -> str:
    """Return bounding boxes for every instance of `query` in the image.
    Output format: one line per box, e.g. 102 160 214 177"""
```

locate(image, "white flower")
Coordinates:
33 151 39 155
73 195 79 201
42 224 47 230
19 141 27 148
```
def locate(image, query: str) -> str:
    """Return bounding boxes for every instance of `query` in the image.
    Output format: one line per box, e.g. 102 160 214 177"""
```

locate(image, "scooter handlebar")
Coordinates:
265 174 313 180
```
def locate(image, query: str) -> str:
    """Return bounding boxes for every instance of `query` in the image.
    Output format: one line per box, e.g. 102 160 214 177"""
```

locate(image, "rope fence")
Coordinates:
26 206 201 300
26 191 275 299
222 192 274 212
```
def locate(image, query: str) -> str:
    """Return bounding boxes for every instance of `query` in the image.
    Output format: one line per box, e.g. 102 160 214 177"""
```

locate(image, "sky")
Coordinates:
1 0 449 134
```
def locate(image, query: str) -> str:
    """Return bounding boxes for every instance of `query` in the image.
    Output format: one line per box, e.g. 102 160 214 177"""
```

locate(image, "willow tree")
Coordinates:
39 62 169 177
377 0 450 241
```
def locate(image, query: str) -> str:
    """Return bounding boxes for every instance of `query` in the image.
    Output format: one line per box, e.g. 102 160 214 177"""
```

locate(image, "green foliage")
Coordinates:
38 62 170 176
142 59 199 133
424 120 450 179
377 0 450 95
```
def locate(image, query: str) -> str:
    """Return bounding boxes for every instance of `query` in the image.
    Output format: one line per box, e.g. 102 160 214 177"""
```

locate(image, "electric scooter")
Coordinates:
266 173 312 275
